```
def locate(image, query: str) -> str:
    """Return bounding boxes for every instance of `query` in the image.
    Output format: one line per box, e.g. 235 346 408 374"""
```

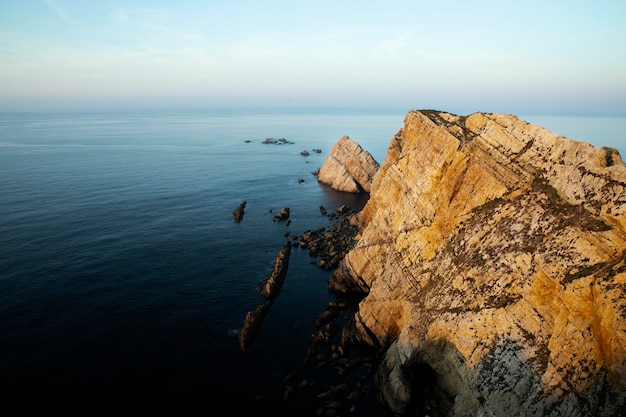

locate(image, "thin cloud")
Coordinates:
109 8 129 24
113 7 196 41
41 0 87 28
370 33 411 59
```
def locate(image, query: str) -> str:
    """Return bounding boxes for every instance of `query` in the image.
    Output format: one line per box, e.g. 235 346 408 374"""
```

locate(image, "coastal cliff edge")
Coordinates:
329 110 626 416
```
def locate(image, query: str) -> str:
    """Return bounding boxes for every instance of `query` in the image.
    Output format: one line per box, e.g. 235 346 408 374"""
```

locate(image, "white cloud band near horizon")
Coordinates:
0 0 624 114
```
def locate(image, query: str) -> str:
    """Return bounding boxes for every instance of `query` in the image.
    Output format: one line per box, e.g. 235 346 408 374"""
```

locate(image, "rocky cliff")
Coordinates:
329 110 626 416
316 135 380 193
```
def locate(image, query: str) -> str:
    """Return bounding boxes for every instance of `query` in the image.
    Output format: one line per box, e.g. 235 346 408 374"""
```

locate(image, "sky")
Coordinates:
0 0 625 114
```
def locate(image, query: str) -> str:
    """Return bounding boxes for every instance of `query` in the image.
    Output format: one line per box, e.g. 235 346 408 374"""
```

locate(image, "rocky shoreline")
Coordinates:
234 114 626 416
285 217 387 416
325 110 626 417
235 196 389 414
234 134 389 415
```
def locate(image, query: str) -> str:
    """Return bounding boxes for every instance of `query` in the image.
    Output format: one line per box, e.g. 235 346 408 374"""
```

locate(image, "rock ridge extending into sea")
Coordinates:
327 110 626 416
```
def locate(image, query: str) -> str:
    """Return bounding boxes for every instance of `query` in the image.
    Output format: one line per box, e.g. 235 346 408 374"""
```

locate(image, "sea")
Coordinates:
0 107 624 417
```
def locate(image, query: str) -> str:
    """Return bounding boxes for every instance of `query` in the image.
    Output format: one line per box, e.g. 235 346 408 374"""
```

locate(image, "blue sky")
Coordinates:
1 0 625 113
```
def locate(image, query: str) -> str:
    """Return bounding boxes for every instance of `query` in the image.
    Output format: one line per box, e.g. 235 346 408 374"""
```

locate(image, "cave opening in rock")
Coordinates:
404 362 454 417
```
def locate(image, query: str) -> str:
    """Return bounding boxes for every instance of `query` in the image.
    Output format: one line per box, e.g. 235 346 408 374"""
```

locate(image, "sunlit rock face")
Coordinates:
330 110 626 416
316 135 380 193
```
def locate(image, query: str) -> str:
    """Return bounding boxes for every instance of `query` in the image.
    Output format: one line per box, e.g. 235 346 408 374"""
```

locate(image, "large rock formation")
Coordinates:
329 110 626 416
316 135 380 193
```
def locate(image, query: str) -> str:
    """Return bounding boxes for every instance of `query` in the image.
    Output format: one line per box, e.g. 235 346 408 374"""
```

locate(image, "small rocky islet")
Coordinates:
234 135 383 415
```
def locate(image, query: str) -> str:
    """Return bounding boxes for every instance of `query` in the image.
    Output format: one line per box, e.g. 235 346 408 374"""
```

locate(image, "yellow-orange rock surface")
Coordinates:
330 110 626 416
317 135 380 193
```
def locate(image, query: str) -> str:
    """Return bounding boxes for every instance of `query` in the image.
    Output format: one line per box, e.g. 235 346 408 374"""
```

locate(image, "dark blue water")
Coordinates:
1 109 623 416
0 108 404 416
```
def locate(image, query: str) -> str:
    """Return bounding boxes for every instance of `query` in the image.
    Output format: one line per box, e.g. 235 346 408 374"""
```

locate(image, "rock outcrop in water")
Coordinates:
233 200 247 223
238 302 271 352
316 135 380 193
329 110 626 416
259 241 292 299
273 206 290 222
239 241 292 352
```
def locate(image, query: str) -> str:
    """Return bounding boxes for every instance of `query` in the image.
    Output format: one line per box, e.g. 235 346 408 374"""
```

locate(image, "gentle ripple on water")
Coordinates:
2 109 621 415
0 109 402 414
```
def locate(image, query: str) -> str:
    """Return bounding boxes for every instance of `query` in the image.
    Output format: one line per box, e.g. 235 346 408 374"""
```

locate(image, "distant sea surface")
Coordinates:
0 108 623 416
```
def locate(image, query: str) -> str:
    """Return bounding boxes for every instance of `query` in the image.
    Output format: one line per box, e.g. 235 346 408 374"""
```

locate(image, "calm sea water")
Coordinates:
0 108 623 416
0 108 403 417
